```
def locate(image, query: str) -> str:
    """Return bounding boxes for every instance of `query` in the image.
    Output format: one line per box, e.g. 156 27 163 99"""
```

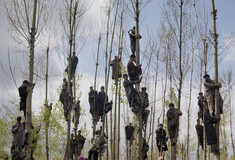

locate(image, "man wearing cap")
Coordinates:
18 80 30 118
127 54 142 82
203 74 223 116
76 130 86 157
197 92 205 119
167 103 182 145
128 26 142 56
110 56 122 80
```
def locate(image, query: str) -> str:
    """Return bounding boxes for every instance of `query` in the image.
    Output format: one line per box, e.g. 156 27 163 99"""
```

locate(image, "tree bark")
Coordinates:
211 0 220 159
25 0 37 159
45 47 49 160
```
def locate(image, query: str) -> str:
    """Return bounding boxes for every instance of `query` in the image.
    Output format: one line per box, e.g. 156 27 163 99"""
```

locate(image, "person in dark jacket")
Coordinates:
127 55 142 82
65 55 78 78
197 92 205 119
195 119 203 149
89 87 98 122
128 26 142 56
125 123 135 141
203 104 220 152
156 124 168 153
97 86 107 122
18 80 30 118
110 56 122 80
167 103 182 145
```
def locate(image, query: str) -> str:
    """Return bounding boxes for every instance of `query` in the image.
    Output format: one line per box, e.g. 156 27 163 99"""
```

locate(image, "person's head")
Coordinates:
141 87 147 92
133 26 135 30
90 86 93 92
71 133 74 139
158 123 163 129
77 100 80 104
101 86 105 92
63 78 67 83
50 103 53 106
115 56 118 60
129 123 132 126
197 119 200 124
17 116 22 123
78 130 81 135
130 55 136 61
169 103 174 110
204 104 209 111
199 92 203 97
203 74 210 82
123 74 128 80
95 130 101 136
23 80 29 86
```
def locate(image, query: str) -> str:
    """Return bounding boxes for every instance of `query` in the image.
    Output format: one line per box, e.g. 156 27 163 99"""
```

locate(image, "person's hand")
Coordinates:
137 64 142 67
16 126 20 130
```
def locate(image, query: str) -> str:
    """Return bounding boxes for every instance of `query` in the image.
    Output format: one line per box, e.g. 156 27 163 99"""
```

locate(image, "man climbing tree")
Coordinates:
65 55 78 78
11 117 27 159
127 55 142 82
62 78 73 95
88 86 98 124
128 26 142 56
70 134 76 160
73 100 80 130
60 89 70 122
97 86 107 122
203 74 223 116
76 130 86 157
156 124 168 154
195 119 203 149
123 74 141 113
140 87 150 125
18 80 30 118
110 56 122 80
125 123 135 142
203 104 220 153
143 138 149 160
167 103 182 145
197 92 205 119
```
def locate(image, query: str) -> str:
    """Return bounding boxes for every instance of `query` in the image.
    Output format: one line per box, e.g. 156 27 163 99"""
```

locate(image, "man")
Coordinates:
88 87 98 120
76 130 86 157
204 74 223 115
140 87 149 109
65 55 78 78
70 134 76 160
127 55 142 82
195 119 203 149
204 104 220 152
128 26 142 56
156 124 168 153
142 109 150 125
110 56 122 80
167 103 182 145
60 89 70 121
97 86 107 122
62 78 73 94
123 74 141 113
73 100 81 129
125 123 135 141
93 130 107 154
12 117 27 156
197 92 205 119
18 80 30 118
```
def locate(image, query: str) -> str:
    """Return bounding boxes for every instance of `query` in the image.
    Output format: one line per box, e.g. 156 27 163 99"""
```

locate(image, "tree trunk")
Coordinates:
211 0 220 159
25 0 37 159
45 47 49 160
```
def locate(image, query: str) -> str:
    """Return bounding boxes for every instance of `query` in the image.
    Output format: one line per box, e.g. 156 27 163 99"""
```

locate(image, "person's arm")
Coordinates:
204 82 219 89
205 112 220 123
12 124 19 134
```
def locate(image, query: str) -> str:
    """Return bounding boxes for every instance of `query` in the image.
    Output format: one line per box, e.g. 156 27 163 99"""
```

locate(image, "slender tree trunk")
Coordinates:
25 0 37 159
186 51 194 160
150 51 159 160
229 83 235 157
211 1 220 159
45 47 49 160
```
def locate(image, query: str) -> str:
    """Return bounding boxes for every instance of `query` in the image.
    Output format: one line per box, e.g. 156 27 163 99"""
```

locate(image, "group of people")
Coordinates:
195 74 223 153
88 86 113 125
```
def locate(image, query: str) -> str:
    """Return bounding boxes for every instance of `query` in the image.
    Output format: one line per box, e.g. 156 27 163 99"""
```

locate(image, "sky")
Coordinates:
0 0 235 158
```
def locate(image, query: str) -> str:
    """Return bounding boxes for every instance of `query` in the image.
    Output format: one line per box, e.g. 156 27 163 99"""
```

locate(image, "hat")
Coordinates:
23 80 29 84
123 74 128 77
130 54 136 58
